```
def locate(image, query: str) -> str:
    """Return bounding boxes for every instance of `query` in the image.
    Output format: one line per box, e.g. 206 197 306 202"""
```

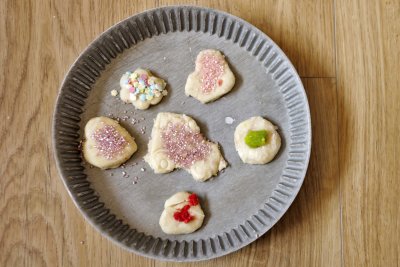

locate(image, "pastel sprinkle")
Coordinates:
140 94 146 101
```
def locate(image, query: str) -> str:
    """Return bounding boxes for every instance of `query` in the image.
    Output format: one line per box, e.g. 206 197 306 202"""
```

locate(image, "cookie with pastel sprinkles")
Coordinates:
119 68 167 110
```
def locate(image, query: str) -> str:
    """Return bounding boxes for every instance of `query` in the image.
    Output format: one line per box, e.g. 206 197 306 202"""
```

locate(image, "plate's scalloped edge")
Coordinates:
52 5 311 262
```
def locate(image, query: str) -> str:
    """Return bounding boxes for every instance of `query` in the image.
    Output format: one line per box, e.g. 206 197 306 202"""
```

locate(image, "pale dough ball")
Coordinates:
185 49 235 103
120 68 167 110
234 116 281 164
144 112 227 181
159 192 205 235
83 116 137 169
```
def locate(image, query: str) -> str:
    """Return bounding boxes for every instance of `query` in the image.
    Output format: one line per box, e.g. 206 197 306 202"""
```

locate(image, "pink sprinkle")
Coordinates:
161 123 211 168
199 52 225 93
91 125 127 160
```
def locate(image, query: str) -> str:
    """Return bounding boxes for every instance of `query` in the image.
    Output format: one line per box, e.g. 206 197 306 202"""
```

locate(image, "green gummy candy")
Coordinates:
244 130 269 148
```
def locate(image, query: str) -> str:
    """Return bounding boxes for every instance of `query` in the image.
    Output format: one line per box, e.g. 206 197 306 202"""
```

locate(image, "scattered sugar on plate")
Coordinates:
225 116 235 125
111 89 118 96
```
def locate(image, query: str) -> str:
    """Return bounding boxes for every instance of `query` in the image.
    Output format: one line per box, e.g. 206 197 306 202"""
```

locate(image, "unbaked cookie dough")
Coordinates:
144 112 227 181
185 49 235 103
234 116 281 164
83 116 137 169
119 68 167 110
159 192 205 235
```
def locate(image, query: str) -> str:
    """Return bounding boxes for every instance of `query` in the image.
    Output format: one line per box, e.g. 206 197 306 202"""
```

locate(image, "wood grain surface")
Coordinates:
0 0 398 266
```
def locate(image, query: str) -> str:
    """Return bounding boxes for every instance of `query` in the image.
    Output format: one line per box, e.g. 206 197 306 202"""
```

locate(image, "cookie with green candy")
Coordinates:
234 116 281 164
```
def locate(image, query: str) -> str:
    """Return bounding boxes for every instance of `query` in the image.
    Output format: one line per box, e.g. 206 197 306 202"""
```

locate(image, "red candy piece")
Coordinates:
173 205 194 223
217 79 223 86
188 193 199 206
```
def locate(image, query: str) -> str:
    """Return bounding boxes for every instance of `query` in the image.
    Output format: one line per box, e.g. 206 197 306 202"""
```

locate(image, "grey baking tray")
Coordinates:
53 5 311 261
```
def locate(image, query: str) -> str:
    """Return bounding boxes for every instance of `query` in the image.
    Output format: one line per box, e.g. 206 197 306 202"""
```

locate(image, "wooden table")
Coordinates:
1 1 399 266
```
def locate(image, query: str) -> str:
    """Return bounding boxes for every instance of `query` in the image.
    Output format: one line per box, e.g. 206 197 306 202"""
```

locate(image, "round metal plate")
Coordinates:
53 5 311 261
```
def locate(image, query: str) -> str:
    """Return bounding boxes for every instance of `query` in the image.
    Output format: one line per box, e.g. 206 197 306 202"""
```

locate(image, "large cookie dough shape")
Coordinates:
83 116 137 169
144 112 227 181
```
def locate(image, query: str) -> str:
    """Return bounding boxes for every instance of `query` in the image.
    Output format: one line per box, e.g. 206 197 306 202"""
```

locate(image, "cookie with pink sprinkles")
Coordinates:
83 116 137 169
144 112 227 182
185 49 235 103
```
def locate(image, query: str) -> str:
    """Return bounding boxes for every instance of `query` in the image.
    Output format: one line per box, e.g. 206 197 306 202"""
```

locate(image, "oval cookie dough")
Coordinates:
144 112 227 181
234 116 281 164
120 68 167 110
83 116 137 169
159 192 205 235
185 49 235 103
